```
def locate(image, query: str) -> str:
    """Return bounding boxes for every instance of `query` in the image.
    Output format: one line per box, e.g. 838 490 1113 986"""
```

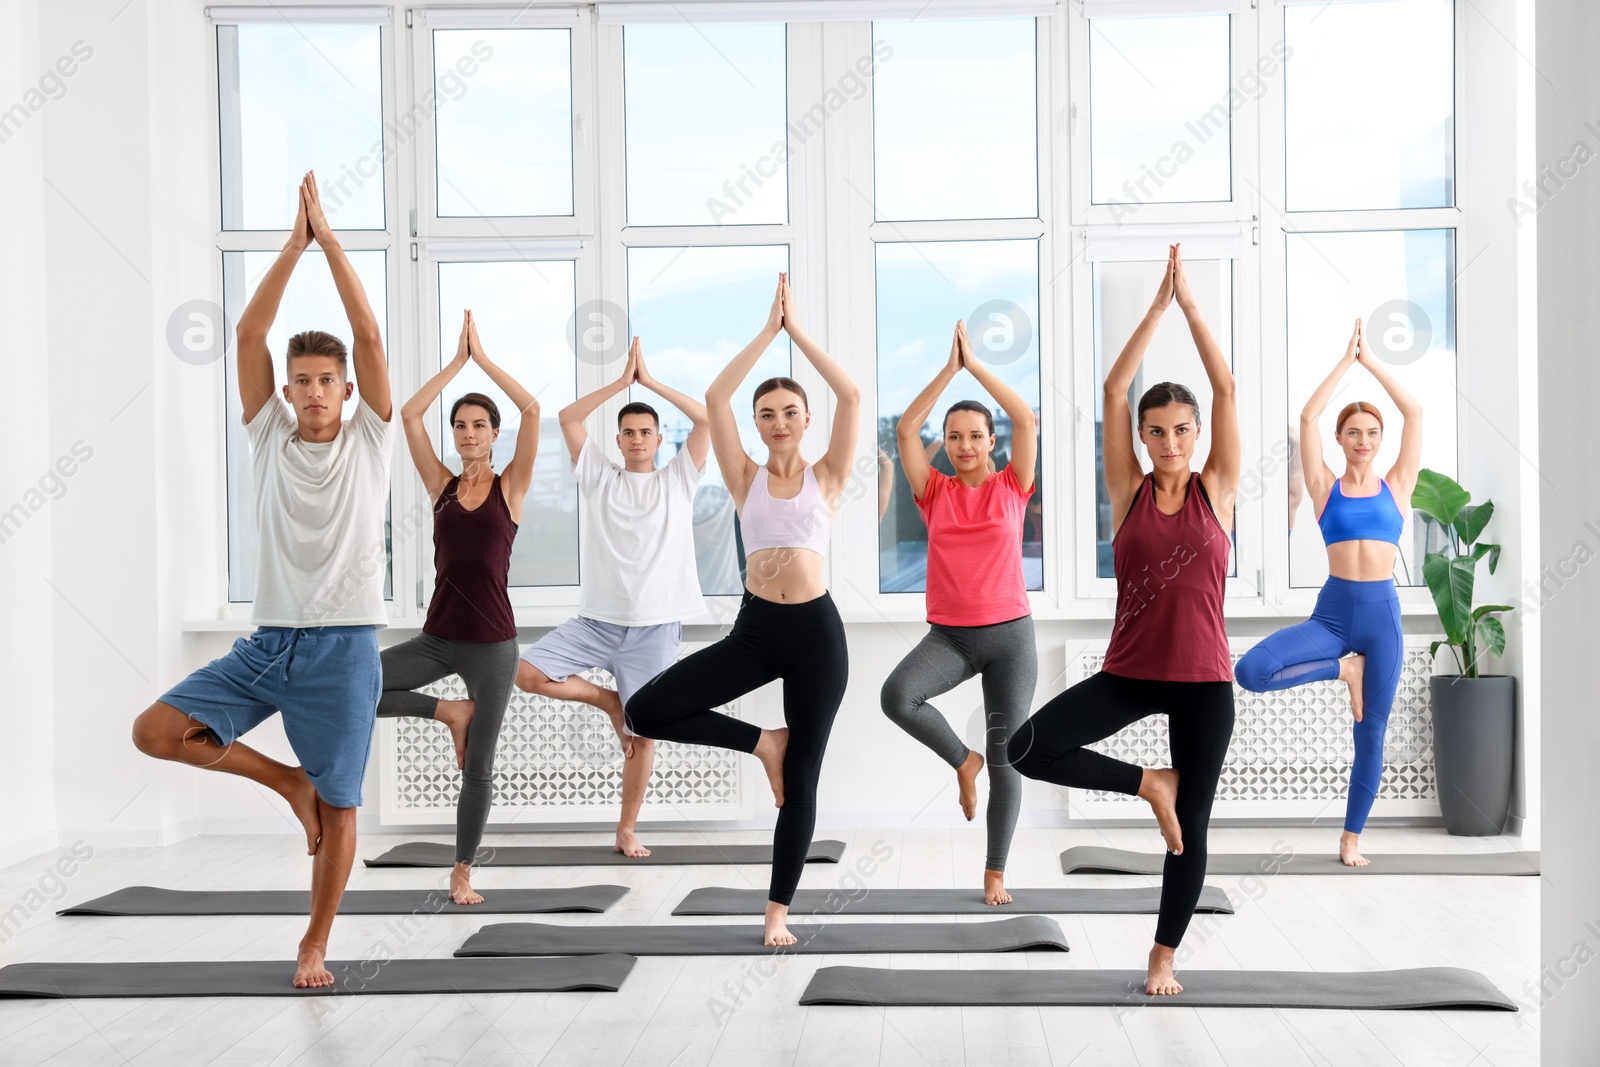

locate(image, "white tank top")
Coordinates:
740 464 832 558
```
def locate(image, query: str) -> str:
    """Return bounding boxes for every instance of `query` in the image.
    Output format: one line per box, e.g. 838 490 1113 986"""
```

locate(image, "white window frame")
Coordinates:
208 8 409 622
832 14 1057 622
1256 0 1461 615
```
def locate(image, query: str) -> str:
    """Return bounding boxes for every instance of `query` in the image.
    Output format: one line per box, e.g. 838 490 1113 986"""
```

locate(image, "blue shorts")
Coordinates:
159 625 381 808
520 616 682 736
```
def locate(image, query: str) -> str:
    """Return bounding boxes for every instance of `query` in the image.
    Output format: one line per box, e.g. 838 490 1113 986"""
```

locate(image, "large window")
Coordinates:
1089 15 1232 206
1284 0 1454 211
215 16 394 604
205 3 1468 620
623 24 789 226
1090 255 1236 579
872 18 1045 596
876 241 1043 593
435 260 579 586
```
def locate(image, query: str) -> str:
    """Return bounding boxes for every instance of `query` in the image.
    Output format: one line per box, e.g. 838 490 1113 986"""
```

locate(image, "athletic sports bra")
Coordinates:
1316 478 1404 546
741 464 832 558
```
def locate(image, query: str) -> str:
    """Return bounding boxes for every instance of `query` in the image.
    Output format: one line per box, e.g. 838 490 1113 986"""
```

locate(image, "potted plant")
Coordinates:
1411 468 1517 836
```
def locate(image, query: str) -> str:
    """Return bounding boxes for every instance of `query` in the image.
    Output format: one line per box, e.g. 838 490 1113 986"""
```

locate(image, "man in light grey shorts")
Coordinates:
517 337 709 856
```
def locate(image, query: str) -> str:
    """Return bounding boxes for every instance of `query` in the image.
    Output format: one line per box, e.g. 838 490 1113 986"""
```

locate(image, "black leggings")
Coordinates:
625 590 849 907
1006 671 1235 948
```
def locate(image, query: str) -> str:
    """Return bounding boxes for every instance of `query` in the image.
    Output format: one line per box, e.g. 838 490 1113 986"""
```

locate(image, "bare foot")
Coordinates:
282 766 322 856
613 828 651 857
435 699 476 769
450 862 484 905
597 689 634 759
753 727 789 808
1146 944 1182 996
1339 831 1370 867
764 902 797 947
1138 767 1183 855
294 940 334 989
983 869 1011 905
1339 654 1365 723
956 749 984 821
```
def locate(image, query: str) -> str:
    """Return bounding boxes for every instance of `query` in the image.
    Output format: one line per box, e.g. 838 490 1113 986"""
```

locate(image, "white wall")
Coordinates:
0 0 1547 854
0 0 58 867
1534 1 1600 1060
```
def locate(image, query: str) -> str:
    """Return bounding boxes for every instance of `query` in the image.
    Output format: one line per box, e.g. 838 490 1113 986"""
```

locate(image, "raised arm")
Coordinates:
957 319 1037 494
1173 246 1238 506
778 274 860 497
1103 246 1175 529
303 172 390 420
1299 320 1359 513
467 312 541 505
895 328 962 501
234 182 312 423
1355 318 1424 503
636 345 711 472
399 311 470 502
706 276 784 507
559 339 636 464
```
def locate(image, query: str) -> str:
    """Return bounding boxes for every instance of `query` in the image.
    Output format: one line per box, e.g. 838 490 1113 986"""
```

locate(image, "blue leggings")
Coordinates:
1234 576 1402 833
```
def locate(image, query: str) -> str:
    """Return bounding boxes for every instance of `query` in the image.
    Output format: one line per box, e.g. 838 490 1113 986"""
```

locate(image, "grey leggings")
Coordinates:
880 614 1038 872
377 633 520 864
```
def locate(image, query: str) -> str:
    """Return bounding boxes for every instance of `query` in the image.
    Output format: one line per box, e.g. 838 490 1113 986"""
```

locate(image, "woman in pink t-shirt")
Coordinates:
881 320 1039 906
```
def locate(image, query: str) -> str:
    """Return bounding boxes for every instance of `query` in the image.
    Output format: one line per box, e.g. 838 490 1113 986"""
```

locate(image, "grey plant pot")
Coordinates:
1430 674 1516 836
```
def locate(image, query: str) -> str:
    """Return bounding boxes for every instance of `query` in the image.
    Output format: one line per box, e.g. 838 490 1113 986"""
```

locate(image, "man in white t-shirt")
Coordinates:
132 173 395 989
516 337 709 857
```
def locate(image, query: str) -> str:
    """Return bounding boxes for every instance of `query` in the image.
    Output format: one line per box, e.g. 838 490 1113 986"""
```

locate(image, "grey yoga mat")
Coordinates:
1060 845 1541 877
798 965 1517 1011
57 885 628 917
456 916 1070 957
365 840 847 868
672 886 1234 916
0 955 637 999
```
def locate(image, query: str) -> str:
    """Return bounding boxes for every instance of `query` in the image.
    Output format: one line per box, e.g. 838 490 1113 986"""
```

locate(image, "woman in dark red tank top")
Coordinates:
376 311 540 905
1008 244 1240 996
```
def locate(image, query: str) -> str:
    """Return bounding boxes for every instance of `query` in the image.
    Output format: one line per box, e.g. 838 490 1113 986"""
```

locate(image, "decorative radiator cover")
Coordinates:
378 644 751 825
1065 638 1442 820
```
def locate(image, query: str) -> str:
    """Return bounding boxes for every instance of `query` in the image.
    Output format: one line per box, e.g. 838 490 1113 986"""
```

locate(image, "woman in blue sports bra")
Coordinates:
1235 318 1422 866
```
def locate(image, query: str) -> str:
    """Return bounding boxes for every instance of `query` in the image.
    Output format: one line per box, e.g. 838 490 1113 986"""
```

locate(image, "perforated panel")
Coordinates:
1072 642 1437 811
380 653 747 825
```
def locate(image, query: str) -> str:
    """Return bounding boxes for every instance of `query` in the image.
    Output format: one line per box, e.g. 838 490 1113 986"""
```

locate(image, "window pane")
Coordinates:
873 18 1037 222
223 251 390 601
626 246 792 595
434 29 573 218
624 24 788 227
1285 0 1454 210
1286 228 1456 587
436 261 578 586
876 240 1043 594
1089 16 1231 206
1092 259 1236 578
218 24 385 230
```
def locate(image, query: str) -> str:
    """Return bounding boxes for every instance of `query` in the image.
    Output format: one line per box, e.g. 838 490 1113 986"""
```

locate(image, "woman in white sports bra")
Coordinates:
627 272 860 947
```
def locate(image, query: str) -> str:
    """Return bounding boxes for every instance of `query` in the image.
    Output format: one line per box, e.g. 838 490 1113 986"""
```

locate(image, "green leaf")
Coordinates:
1422 552 1475 644
1411 469 1470 529
1476 615 1507 659
1458 500 1494 546
1487 543 1502 574
1473 603 1515 620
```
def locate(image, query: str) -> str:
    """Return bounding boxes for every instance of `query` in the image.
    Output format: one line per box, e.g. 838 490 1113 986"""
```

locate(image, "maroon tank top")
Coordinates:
1101 472 1232 682
423 474 518 643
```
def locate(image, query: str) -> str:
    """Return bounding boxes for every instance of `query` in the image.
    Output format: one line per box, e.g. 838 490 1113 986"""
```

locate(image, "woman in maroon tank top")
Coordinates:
376 311 540 906
1008 244 1240 996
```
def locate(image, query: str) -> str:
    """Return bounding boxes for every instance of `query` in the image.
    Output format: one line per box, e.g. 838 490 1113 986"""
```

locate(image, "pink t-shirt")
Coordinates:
917 465 1033 627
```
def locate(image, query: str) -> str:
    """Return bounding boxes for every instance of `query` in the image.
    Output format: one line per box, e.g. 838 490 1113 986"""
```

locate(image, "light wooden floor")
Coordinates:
0 826 1537 1066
